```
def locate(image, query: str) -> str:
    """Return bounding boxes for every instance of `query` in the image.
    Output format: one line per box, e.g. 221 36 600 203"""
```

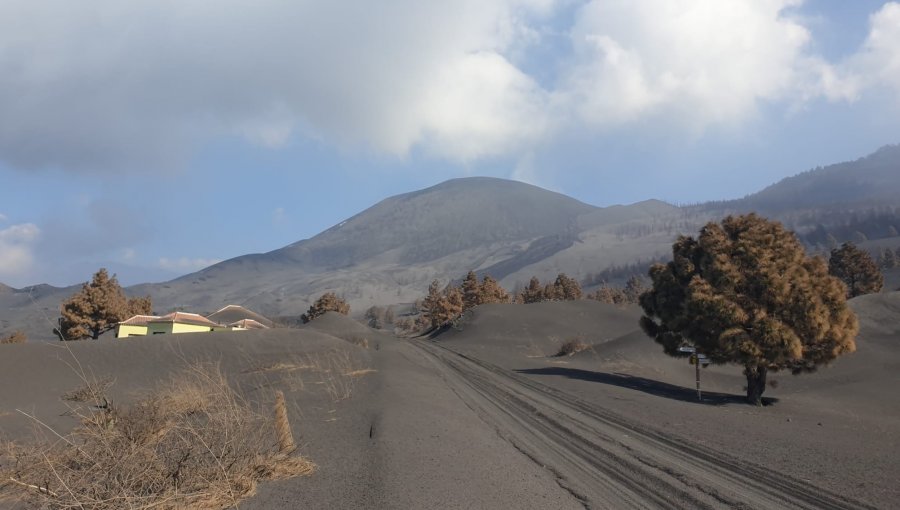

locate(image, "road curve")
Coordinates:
414 340 874 510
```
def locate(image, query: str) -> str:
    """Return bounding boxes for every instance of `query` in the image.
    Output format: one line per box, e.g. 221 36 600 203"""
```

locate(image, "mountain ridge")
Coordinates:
3 144 900 341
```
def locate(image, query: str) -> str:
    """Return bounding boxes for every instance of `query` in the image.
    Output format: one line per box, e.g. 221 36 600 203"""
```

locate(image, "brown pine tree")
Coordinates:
587 285 625 305
553 273 582 301
623 275 647 304
461 270 481 311
421 280 444 329
518 277 545 304
479 275 510 304
57 269 153 340
640 214 858 405
828 242 884 298
301 292 350 323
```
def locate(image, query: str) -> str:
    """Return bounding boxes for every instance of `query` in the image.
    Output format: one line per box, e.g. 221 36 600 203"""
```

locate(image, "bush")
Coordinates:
556 338 590 357
1 364 313 509
0 331 26 344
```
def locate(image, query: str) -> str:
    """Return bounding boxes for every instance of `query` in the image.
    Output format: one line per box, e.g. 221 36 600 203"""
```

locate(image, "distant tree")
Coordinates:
518 277 545 304
57 269 153 340
461 271 481 311
421 280 444 328
479 275 510 305
853 231 868 244
828 242 884 298
586 285 625 305
301 292 350 323
825 233 839 250
878 247 898 269
640 214 858 405
552 273 582 301
543 282 559 301
623 275 647 304
421 280 466 329
0 331 27 344
888 225 898 237
365 306 387 329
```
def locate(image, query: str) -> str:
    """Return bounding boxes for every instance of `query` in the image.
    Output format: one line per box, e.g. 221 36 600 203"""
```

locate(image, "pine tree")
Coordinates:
553 273 582 301
479 275 510 304
57 269 152 340
462 270 481 311
301 292 350 323
518 277 545 304
828 242 884 298
877 247 898 269
623 275 647 304
640 214 858 405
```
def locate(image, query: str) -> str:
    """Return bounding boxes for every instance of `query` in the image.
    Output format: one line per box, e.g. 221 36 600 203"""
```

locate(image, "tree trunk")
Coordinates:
744 364 768 406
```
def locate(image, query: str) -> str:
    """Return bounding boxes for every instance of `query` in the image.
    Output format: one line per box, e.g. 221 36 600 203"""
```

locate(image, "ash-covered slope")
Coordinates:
138 177 609 318
202 177 596 274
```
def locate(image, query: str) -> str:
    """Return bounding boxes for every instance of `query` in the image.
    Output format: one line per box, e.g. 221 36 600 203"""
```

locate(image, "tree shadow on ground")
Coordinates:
516 367 778 406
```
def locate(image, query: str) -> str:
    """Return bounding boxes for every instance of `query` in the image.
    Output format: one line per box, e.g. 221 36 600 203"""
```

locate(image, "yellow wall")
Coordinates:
116 324 149 338
147 322 214 335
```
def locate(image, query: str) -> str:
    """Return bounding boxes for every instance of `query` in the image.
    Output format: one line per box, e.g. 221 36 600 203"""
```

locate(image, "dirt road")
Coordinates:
414 340 874 510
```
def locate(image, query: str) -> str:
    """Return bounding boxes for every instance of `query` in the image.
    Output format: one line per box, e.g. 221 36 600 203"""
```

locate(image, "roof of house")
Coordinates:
206 305 273 328
118 315 161 326
149 312 222 328
228 319 270 330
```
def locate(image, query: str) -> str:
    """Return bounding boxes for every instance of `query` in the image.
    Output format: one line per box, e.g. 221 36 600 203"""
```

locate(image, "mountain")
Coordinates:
132 177 677 321
3 145 900 341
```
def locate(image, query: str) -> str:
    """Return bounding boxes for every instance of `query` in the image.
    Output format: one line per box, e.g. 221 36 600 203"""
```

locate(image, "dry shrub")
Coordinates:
556 338 590 357
61 375 114 403
1 363 314 509
0 331 26 344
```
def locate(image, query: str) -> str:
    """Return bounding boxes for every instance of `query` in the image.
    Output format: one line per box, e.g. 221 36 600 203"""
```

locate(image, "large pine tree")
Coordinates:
640 214 858 405
57 269 152 340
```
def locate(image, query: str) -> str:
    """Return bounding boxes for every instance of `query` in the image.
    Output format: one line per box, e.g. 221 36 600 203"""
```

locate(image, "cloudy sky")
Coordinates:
1 0 899 287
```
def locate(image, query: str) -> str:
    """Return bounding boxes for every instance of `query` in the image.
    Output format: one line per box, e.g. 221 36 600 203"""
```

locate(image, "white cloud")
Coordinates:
0 0 557 171
0 223 40 280
0 0 894 172
557 0 835 130
0 213 7 223
852 2 900 96
158 257 222 273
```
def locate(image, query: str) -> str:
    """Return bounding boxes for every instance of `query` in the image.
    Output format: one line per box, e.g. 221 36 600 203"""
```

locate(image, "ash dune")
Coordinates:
2 296 897 508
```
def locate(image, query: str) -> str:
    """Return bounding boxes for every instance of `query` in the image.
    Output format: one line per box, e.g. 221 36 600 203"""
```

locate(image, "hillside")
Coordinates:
3 146 900 341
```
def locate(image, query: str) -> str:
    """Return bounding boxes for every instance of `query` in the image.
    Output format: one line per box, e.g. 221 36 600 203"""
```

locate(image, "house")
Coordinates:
115 315 161 338
114 305 273 338
146 312 228 335
227 319 270 330
206 305 274 328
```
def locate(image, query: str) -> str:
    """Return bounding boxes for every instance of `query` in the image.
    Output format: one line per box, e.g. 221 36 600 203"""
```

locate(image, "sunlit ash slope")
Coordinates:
136 177 675 318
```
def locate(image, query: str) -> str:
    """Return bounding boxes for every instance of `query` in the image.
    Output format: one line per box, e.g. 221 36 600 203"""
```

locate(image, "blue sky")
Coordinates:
1 0 899 287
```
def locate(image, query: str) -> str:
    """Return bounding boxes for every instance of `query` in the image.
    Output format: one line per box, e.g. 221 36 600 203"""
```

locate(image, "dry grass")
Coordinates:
0 331 26 344
61 375 114 403
1 363 314 509
305 350 365 401
555 338 591 357
245 350 373 402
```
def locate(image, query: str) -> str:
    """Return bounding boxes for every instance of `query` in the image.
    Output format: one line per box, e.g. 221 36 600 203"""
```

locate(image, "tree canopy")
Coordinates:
301 292 350 323
639 214 858 405
57 269 152 340
828 242 884 298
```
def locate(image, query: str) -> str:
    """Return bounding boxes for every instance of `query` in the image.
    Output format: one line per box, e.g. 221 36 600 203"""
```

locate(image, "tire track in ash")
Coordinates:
414 341 874 510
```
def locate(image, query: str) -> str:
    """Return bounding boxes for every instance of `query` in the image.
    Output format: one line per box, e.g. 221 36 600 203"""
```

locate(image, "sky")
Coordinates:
1 0 899 288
